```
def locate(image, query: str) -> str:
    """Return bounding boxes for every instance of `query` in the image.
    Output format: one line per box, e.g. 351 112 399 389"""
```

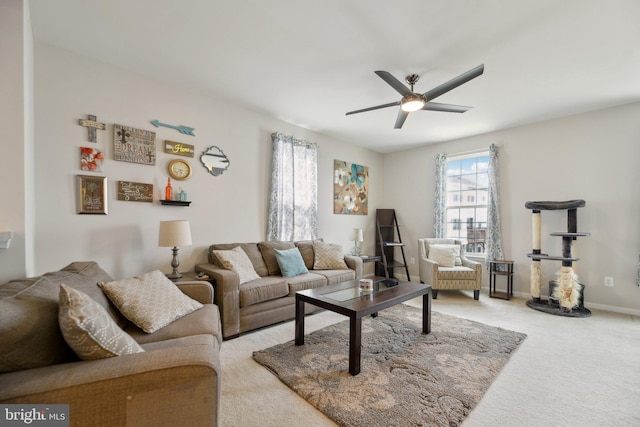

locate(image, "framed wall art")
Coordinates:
80 147 104 172
77 175 108 214
117 181 153 203
333 159 369 215
113 124 156 165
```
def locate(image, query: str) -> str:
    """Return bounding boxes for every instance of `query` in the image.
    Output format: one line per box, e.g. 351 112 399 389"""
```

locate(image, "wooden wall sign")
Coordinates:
113 124 156 165
164 140 195 157
117 181 153 203
79 114 105 143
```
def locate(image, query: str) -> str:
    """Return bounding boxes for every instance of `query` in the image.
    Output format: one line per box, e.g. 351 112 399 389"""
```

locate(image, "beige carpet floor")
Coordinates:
220 290 640 426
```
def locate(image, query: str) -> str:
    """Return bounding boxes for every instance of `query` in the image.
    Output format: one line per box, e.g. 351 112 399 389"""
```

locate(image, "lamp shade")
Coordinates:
353 228 363 242
159 220 192 247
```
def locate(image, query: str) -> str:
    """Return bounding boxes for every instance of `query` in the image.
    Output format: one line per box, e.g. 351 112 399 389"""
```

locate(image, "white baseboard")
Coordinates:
390 274 640 317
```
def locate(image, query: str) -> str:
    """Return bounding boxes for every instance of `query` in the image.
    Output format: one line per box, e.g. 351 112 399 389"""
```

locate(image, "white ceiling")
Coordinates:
29 0 640 153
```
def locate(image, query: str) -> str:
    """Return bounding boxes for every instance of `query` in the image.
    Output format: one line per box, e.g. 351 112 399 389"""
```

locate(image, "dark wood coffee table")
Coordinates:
295 277 431 375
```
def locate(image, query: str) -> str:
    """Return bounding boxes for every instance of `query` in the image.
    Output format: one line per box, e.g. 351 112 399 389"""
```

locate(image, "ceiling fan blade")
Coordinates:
422 102 472 113
423 64 484 102
394 109 409 129
375 71 412 96
346 101 400 116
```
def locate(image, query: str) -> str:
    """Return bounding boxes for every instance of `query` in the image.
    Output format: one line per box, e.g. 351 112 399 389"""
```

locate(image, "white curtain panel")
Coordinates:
266 133 318 242
485 144 504 266
433 153 447 238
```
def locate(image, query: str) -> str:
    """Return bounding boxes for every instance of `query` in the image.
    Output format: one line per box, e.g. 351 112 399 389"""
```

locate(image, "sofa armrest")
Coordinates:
0 335 220 427
343 255 363 279
196 263 240 339
176 281 214 304
462 258 483 282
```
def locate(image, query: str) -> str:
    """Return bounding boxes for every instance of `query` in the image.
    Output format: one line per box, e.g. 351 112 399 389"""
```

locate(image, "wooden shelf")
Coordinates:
160 200 191 206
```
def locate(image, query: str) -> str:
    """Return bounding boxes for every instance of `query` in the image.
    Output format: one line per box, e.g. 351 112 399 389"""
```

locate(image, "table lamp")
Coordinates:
351 228 363 256
158 220 192 279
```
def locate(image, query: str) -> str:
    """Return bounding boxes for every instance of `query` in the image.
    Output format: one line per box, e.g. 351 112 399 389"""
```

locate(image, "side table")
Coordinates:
359 255 380 276
489 260 514 300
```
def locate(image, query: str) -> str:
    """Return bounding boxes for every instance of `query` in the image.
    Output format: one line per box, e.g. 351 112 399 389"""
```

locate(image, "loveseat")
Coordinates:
0 261 221 427
195 240 363 339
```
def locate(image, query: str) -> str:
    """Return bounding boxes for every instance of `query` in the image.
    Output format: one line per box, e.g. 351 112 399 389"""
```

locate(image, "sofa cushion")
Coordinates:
211 243 268 277
312 241 348 270
99 270 203 333
286 273 327 295
274 247 309 278
212 246 261 284
43 261 125 328
294 239 322 270
58 284 144 360
239 277 289 308
311 269 356 286
258 241 296 276
0 276 77 373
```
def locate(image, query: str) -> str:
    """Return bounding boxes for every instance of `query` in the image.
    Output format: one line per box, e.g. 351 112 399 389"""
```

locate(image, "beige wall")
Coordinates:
0 0 34 280
29 42 382 280
384 102 640 313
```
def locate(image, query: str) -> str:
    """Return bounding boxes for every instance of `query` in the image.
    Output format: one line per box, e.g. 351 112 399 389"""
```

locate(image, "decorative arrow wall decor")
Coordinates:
150 120 195 136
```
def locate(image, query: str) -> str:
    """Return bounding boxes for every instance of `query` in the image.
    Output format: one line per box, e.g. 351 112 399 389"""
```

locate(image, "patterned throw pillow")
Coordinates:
212 246 261 284
99 270 203 333
312 241 348 270
59 284 144 360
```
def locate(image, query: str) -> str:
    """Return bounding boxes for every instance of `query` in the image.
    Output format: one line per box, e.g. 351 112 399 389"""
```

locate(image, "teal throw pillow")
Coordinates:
274 247 309 278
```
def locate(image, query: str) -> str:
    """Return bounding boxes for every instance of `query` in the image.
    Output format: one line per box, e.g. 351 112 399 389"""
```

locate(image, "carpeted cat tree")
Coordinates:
525 200 591 317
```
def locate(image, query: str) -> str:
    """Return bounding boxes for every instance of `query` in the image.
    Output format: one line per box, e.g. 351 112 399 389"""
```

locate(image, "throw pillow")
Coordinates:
99 270 203 334
430 244 463 266
312 241 348 270
59 284 144 360
274 248 309 278
212 246 261 284
428 245 456 267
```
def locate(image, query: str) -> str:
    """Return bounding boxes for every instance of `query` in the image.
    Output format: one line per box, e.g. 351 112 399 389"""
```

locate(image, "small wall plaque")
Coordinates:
117 181 153 203
164 140 195 157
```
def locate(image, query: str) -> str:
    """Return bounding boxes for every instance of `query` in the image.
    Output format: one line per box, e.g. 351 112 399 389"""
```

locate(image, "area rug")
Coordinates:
253 304 526 427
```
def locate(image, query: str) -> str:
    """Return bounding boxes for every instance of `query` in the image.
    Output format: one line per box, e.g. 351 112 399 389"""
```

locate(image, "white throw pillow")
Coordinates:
312 241 348 270
428 245 456 268
212 246 261 284
430 244 463 266
59 284 144 360
99 270 203 333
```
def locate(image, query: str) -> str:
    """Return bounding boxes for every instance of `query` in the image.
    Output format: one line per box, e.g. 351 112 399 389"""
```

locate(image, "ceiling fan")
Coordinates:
346 64 484 129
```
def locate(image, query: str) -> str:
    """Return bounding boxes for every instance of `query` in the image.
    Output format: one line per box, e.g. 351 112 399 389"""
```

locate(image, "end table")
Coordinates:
489 260 514 300
172 271 216 304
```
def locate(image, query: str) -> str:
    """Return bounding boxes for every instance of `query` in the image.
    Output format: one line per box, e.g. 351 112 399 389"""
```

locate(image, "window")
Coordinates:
445 153 489 254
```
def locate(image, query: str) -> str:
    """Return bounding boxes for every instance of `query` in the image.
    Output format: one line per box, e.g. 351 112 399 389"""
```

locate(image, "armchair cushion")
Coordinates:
430 244 462 265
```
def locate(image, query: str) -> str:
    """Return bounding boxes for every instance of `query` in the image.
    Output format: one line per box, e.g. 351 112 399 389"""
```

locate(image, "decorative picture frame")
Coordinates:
113 124 156 165
333 159 369 215
77 175 108 214
80 146 104 172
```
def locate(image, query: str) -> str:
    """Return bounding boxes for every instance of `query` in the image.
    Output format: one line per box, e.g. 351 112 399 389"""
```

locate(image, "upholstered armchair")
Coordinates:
418 238 482 300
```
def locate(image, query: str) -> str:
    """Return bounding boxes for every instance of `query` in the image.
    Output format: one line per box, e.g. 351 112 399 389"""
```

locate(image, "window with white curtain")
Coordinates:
445 152 489 254
266 133 318 242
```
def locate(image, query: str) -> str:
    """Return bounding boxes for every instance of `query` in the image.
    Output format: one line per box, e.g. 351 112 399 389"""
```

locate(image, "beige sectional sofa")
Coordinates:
0 261 221 427
196 240 363 339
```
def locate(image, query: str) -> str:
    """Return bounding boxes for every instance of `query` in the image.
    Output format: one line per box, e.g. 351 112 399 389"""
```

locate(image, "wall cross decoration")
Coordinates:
78 114 105 143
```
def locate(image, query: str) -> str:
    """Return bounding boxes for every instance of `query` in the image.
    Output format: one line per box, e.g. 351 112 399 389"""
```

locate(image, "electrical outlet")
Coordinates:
604 276 614 287
410 257 416 265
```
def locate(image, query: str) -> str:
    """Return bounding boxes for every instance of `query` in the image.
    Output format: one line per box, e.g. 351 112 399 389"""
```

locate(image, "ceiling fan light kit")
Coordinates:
346 64 484 129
